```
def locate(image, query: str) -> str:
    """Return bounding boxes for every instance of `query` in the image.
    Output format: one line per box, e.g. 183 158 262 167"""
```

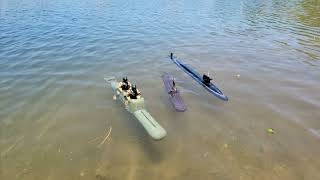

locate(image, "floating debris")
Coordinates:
1 136 24 157
98 126 112 148
203 152 209 157
267 128 275 134
88 136 103 143
58 145 61 153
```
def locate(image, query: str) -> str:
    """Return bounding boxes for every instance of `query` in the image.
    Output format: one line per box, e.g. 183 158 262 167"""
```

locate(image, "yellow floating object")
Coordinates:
267 128 275 134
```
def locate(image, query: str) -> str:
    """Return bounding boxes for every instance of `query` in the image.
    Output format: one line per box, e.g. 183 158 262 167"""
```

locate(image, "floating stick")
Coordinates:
98 127 112 148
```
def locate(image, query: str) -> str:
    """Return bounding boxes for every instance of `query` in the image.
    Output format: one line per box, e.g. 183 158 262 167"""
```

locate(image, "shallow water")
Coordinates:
1 0 320 179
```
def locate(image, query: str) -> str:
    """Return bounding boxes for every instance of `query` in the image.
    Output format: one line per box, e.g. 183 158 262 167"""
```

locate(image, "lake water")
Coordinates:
1 0 320 179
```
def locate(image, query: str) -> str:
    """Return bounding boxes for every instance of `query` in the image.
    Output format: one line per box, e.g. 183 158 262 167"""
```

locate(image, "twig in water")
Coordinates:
98 127 112 148
88 136 103 143
1 136 24 157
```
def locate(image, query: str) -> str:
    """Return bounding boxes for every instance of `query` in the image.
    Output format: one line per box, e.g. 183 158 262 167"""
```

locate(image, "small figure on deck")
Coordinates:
128 84 141 99
168 79 177 96
120 77 130 91
202 74 212 85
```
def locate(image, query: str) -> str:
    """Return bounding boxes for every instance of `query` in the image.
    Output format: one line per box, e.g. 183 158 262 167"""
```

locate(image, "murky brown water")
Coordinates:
1 0 320 179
